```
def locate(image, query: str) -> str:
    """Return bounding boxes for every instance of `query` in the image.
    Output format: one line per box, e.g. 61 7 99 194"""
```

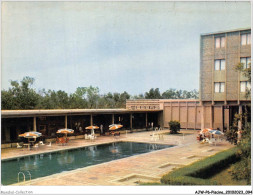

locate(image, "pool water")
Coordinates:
1 142 173 185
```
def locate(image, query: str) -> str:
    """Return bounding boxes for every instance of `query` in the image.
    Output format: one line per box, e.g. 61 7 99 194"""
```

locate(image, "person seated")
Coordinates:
56 137 60 144
199 134 203 141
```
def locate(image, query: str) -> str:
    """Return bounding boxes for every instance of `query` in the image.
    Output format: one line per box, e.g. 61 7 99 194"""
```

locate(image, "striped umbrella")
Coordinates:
109 124 123 131
19 131 42 138
200 128 213 134
56 129 74 134
85 126 99 135
209 130 224 135
85 126 99 130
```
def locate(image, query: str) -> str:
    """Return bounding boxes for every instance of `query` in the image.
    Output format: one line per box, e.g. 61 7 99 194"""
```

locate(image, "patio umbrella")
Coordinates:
199 128 212 134
56 128 74 134
56 129 74 139
209 130 224 135
85 126 99 130
19 132 42 148
209 130 224 145
19 131 42 138
109 124 123 131
85 126 99 135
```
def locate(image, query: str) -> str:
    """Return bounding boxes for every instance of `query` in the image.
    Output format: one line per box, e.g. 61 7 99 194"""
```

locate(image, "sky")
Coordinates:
1 1 251 96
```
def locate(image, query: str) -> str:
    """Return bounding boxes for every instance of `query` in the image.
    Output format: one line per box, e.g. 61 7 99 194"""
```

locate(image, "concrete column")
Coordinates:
186 102 188 130
170 102 172 121
194 103 197 130
201 105 205 130
210 106 213 128
5 126 10 142
90 114 93 126
130 113 133 129
238 105 242 130
145 112 148 128
221 106 224 132
112 114 115 124
65 115 68 129
33 116 37 132
178 101 180 122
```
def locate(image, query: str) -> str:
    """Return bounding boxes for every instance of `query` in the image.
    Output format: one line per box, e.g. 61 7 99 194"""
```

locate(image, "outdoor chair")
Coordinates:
88 134 96 141
39 141 45 145
34 143 39 149
151 132 159 141
17 143 23 149
46 142 52 147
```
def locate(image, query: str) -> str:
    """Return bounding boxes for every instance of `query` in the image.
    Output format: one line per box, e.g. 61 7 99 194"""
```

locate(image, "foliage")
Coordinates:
225 113 241 145
1 76 198 110
168 120 180 134
235 62 251 99
229 122 251 184
145 88 161 99
1 76 39 109
228 61 252 185
162 88 198 99
161 147 238 185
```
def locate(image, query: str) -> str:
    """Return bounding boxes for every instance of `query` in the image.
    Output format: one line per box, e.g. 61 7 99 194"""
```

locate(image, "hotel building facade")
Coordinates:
1 28 251 146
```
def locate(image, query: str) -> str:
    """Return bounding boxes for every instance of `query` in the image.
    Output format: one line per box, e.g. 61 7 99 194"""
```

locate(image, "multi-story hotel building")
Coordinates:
1 28 251 147
200 28 251 131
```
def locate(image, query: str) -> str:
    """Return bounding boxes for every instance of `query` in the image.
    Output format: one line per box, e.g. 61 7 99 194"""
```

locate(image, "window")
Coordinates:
214 82 225 93
240 57 251 69
215 36 225 48
241 33 251 45
214 59 225 70
240 81 251 92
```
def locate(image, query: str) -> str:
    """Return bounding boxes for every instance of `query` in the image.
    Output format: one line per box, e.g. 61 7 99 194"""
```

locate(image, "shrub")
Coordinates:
161 147 238 185
168 120 180 134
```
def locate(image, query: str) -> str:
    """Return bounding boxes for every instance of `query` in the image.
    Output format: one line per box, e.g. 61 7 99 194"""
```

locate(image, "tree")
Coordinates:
69 87 88 108
226 62 251 184
162 88 199 99
1 76 39 109
235 62 251 99
145 88 161 99
162 89 177 99
85 86 100 109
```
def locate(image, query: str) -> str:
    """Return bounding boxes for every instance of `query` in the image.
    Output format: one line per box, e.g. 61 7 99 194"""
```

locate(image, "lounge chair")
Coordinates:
46 142 52 147
39 141 45 145
17 143 22 148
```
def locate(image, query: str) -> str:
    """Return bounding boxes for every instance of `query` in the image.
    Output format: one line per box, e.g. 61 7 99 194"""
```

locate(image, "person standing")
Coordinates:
151 122 154 130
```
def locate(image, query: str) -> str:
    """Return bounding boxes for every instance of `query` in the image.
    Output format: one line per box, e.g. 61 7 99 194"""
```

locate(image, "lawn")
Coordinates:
141 161 248 186
143 148 249 186
208 161 248 185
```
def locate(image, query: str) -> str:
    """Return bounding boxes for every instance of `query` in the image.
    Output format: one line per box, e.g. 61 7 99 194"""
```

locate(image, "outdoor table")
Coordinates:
23 143 31 150
29 140 36 147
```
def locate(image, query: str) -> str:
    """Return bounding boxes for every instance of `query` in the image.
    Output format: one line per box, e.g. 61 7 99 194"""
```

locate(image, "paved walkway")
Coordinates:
1 130 234 186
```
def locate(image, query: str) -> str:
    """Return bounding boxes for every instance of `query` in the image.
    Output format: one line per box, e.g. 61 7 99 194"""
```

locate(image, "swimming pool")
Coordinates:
1 142 174 185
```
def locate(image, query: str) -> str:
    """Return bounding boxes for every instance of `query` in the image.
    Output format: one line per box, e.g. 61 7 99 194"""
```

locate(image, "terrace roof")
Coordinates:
1 108 162 118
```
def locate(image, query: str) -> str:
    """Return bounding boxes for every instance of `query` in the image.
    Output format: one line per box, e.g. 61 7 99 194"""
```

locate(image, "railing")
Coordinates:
17 171 31 183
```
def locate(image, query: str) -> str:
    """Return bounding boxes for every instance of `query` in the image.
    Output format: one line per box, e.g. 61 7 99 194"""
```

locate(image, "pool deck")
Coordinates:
1 130 234 186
